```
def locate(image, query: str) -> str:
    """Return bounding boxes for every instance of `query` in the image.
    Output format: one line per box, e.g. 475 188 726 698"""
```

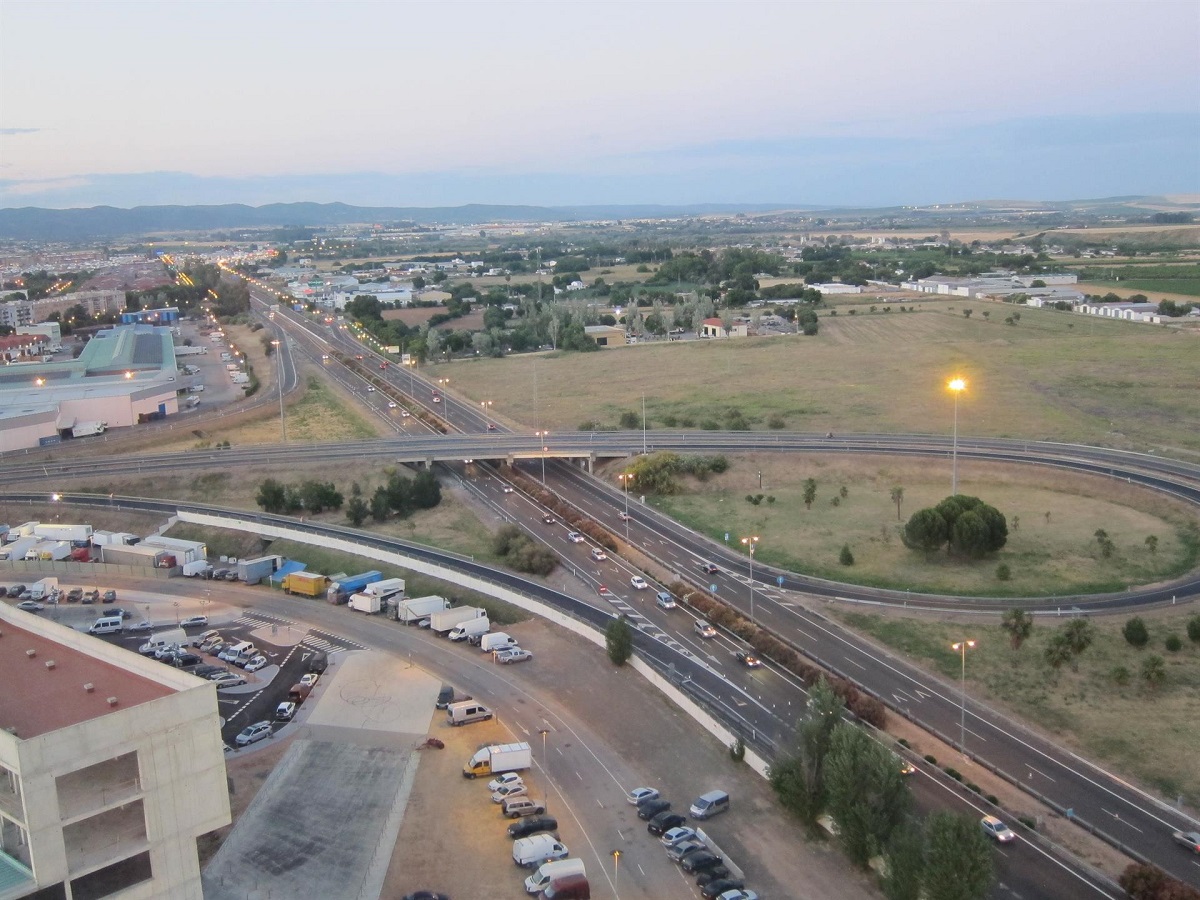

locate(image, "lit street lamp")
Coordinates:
948 377 966 495
741 536 759 623
481 399 493 431
618 473 634 541
535 430 549 484
951 639 977 755
538 726 549 809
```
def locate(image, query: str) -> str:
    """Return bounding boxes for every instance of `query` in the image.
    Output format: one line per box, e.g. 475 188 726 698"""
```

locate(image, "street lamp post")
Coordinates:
741 536 759 623
951 639 977 755
612 850 621 898
948 377 966 495
272 340 286 442
481 400 493 431
535 431 549 484
538 726 549 808
618 473 633 541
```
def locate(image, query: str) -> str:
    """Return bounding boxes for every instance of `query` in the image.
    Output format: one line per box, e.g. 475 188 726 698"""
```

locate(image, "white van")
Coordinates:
446 700 493 726
480 632 516 653
512 833 569 868
525 858 585 894
88 616 124 635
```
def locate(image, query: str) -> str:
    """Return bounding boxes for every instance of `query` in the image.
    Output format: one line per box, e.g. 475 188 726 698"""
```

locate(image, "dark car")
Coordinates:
696 561 719 575
637 798 671 821
681 850 723 874
66 588 84 603
106 607 133 619
193 665 225 678
695 865 733 886
6 584 25 598
308 651 328 674
402 892 449 900
647 811 687 836
436 685 454 710
169 653 202 669
507 815 558 839
700 876 744 897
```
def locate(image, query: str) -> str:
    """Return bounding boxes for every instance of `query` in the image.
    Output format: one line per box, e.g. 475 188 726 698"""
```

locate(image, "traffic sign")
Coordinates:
709 584 718 593
777 575 785 587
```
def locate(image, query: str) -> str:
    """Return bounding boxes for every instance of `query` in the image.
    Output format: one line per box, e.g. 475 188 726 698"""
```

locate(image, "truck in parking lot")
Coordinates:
33 523 93 544
396 594 449 624
430 605 486 635
0 537 38 561
71 421 107 438
480 632 517 653
282 571 329 597
25 541 71 561
326 570 383 604
348 592 382 614
363 576 406 600
462 742 531 779
525 858 586 895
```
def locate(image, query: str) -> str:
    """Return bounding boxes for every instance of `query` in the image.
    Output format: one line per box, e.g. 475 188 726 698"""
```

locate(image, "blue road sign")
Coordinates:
777 575 785 587
710 584 718 593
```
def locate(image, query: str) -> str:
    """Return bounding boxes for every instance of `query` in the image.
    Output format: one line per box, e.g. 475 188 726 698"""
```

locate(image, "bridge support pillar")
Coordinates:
425 456 434 470
587 453 596 475
507 454 515 468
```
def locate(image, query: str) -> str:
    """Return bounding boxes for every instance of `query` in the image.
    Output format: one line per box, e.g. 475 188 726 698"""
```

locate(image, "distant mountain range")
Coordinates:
0 202 793 242
0 196 1194 243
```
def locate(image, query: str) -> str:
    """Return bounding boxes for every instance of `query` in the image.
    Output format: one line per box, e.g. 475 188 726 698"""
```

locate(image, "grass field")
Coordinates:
834 607 1200 806
638 454 1199 596
429 303 1200 454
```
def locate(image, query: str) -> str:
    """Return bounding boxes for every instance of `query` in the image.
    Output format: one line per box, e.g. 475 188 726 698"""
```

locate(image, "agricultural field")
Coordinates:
430 302 1200 454
834 606 1200 807
632 454 1199 596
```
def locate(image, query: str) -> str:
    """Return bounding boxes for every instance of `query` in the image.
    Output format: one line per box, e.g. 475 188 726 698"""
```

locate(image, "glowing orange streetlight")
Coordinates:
948 377 967 494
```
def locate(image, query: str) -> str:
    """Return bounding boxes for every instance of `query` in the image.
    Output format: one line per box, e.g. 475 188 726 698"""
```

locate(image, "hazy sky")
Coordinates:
1 0 1198 209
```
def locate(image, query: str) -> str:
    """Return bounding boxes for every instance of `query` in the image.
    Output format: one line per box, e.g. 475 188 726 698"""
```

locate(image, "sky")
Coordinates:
1 0 1198 210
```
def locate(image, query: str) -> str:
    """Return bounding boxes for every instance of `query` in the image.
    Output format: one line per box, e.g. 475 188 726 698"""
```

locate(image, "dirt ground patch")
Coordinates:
382 307 486 331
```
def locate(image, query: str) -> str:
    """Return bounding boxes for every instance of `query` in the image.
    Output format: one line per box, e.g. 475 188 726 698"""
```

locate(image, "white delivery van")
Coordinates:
88 616 124 635
480 632 517 653
525 858 585 894
513 833 569 868
446 700 493 726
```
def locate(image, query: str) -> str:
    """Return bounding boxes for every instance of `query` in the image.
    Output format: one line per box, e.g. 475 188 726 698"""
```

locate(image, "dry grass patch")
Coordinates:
428 305 1200 453
613 454 1199 596
833 607 1200 806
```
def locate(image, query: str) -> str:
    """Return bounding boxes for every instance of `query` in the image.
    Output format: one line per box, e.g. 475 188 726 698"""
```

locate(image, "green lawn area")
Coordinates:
636 454 1198 597
834 608 1200 806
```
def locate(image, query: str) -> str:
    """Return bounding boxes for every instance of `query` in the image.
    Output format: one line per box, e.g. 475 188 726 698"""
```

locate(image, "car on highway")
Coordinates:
235 722 272 746
366 386 376 392
243 655 269 673
637 798 671 821
696 561 720 575
432 396 441 403
387 401 398 409
16 600 44 612
401 410 411 418
694 620 718 639
501 485 514 493
507 815 558 839
897 755 917 776
1172 830 1200 853
496 647 532 664
980 815 1016 843
590 547 607 561
647 811 687 836
179 615 208 628
488 772 524 792
630 575 649 590
660 826 696 848
735 650 763 668
275 701 297 721
656 591 676 610
618 511 631 521
627 787 660 806
542 513 555 524
212 673 247 689
567 531 585 543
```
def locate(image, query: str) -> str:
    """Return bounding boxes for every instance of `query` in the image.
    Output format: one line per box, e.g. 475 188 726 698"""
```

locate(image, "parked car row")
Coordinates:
630 787 749 898
6 583 116 605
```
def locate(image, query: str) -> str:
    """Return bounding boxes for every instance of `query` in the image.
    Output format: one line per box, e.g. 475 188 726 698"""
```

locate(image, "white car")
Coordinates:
300 673 320 688
212 673 247 689
366 386 376 393
660 826 696 848
501 485 514 494
235 721 272 746
567 531 585 543
401 410 411 418
488 772 524 792
16 600 44 612
243 655 269 673
179 615 208 628
590 547 607 561
630 576 649 590
275 701 297 721
496 647 533 664
193 629 220 647
492 782 529 803
980 815 1016 843
627 787 660 806
432 396 441 403
128 621 154 632
694 620 717 639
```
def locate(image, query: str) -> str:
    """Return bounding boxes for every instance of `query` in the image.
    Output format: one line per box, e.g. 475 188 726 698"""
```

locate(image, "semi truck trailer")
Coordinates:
326 570 383 604
429 606 487 635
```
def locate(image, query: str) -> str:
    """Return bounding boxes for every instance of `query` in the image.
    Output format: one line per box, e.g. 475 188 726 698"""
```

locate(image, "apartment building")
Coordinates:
0 606 230 899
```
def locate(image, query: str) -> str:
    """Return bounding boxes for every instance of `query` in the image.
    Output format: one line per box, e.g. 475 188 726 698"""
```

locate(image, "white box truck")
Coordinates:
430 606 486 635
447 616 490 642
0 537 38 561
349 592 382 614
25 541 71 561
33 523 93 544
480 632 517 653
363 577 406 600
182 560 213 577
462 742 532 779
397 595 449 624
525 859 586 895
71 421 107 438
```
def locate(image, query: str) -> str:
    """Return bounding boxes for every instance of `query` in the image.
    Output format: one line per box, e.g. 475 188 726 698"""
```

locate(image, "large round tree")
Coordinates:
904 495 1008 558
